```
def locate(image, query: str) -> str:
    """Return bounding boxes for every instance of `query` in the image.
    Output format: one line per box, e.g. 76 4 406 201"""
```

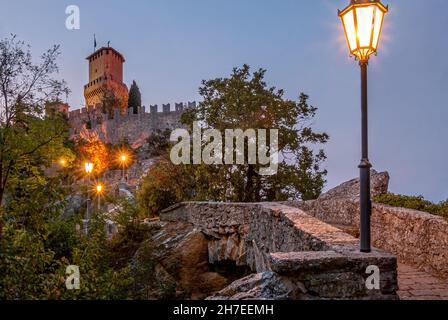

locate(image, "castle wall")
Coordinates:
68 102 195 147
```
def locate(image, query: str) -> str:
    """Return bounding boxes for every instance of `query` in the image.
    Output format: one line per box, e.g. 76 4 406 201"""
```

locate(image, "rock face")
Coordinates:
161 202 398 300
288 170 389 226
137 221 233 299
208 272 295 300
318 170 389 201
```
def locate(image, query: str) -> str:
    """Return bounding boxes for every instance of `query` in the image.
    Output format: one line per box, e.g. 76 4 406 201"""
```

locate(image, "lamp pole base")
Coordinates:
359 159 372 253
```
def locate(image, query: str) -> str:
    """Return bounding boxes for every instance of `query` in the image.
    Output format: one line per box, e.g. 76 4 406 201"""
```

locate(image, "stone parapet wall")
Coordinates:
372 204 448 277
285 171 448 278
161 202 398 300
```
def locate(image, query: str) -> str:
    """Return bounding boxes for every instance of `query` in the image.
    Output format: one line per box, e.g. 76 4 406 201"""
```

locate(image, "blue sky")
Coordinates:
1 0 447 201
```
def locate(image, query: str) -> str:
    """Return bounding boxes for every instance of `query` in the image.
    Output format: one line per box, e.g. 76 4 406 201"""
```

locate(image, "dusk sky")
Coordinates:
1 0 447 201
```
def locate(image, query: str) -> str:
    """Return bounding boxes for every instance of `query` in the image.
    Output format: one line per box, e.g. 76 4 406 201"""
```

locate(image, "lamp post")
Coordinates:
338 0 388 253
84 162 93 234
120 154 127 181
96 183 104 210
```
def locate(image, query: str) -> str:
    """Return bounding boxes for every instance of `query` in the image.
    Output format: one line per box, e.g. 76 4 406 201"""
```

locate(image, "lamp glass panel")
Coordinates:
355 6 375 48
342 9 357 52
372 8 384 50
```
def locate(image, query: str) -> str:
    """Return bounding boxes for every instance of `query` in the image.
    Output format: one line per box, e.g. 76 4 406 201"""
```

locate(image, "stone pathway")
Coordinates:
398 263 448 300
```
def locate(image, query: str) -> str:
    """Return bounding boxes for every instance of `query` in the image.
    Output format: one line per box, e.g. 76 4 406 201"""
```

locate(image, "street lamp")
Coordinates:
84 162 94 226
96 183 104 210
84 162 93 175
338 0 388 253
119 154 127 181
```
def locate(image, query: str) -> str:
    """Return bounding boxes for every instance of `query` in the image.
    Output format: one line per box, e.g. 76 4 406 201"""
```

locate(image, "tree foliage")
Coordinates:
0 36 153 300
0 35 71 213
374 193 448 218
128 80 142 114
181 64 328 202
137 155 194 217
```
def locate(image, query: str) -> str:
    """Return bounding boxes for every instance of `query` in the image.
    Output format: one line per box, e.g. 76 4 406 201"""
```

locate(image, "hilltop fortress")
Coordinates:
62 46 194 146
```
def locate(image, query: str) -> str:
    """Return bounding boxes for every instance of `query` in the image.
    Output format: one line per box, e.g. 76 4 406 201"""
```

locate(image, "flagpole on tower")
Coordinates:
94 34 97 52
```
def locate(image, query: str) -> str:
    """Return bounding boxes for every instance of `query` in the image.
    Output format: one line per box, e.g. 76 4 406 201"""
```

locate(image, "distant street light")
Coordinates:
119 154 127 181
84 162 93 175
96 183 104 210
338 0 388 253
59 158 67 167
84 162 94 227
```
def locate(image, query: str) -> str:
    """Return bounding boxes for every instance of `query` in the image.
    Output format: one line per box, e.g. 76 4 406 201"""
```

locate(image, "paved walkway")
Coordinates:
398 263 448 300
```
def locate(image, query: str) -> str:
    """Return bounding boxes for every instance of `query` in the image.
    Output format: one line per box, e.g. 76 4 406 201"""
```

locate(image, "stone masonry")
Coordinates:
68 102 196 146
287 170 448 278
161 202 398 300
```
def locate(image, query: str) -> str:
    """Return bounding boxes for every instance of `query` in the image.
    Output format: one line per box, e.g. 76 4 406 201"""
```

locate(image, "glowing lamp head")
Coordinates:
121 155 127 162
339 0 388 63
96 184 103 194
84 162 93 174
59 159 67 166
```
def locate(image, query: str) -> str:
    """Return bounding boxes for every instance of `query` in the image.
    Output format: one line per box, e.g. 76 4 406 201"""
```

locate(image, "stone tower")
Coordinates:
84 47 129 113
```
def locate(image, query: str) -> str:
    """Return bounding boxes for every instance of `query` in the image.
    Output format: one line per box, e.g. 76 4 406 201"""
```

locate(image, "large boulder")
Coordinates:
135 221 231 299
318 170 389 201
287 170 390 226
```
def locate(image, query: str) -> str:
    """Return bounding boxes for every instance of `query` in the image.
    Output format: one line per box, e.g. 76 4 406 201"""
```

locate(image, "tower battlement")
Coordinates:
68 102 196 145
68 101 196 120
84 47 129 112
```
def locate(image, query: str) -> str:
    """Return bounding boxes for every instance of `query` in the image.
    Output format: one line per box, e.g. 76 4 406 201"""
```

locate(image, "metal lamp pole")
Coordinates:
86 178 91 219
359 61 371 253
338 0 388 253
84 162 93 234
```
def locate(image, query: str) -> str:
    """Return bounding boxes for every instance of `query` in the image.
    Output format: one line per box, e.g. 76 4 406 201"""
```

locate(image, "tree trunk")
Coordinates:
244 164 256 202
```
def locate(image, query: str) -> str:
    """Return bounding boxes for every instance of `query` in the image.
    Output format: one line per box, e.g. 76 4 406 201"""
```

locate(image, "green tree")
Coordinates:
145 129 171 157
137 155 194 217
0 35 70 214
128 80 142 114
181 65 328 202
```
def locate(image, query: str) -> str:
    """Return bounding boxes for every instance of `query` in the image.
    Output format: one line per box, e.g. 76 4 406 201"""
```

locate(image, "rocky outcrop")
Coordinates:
208 272 295 300
318 170 389 201
287 170 389 226
135 221 233 299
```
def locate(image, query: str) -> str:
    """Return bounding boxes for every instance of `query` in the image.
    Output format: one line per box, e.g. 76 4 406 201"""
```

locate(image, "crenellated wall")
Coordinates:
68 101 196 146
